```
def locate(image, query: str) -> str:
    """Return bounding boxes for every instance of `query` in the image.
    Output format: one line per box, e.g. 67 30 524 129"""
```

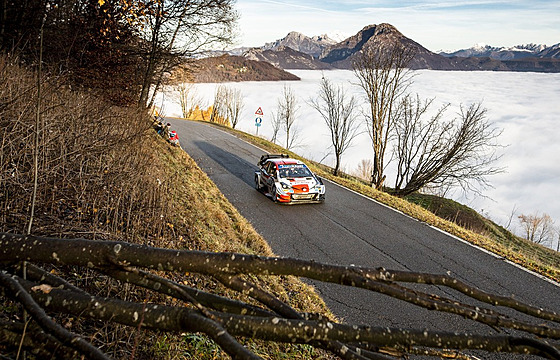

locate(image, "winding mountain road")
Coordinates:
169 119 559 355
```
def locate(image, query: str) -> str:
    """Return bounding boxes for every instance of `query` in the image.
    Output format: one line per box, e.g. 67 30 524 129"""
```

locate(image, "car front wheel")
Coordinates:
271 185 278 202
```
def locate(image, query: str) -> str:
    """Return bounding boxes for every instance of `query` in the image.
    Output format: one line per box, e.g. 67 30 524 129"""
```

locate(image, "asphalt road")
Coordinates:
168 119 559 356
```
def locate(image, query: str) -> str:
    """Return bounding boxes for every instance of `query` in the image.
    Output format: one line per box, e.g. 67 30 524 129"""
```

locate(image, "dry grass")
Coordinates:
128 133 334 359
0 55 332 359
212 123 560 283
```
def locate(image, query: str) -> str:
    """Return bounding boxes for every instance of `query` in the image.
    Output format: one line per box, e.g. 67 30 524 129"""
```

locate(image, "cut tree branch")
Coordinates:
1 232 559 359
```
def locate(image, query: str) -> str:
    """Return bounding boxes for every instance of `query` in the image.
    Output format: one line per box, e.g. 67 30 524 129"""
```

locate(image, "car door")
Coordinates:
264 162 277 193
260 161 272 192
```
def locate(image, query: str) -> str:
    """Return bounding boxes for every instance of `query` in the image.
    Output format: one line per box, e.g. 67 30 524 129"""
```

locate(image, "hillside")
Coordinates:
319 23 560 72
0 56 330 359
183 54 300 82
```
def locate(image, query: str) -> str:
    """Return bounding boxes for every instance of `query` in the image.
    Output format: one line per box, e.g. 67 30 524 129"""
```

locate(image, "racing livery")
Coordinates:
255 154 325 204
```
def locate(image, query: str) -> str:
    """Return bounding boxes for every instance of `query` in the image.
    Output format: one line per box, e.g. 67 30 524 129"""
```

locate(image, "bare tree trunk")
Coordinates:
28 13 46 235
309 76 360 176
138 3 163 107
353 43 415 189
226 87 244 129
270 110 281 143
277 84 299 150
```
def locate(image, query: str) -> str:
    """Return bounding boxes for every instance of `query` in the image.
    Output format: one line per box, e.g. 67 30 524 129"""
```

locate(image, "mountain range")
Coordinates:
189 23 560 81
440 43 560 60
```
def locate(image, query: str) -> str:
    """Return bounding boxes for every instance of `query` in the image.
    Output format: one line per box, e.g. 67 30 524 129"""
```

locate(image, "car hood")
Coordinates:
281 177 318 187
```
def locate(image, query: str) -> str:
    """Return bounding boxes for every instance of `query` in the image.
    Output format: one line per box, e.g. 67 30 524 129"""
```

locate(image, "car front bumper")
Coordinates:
276 191 325 204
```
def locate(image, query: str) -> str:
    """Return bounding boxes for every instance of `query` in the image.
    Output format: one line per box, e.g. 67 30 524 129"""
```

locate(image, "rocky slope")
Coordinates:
318 23 560 72
243 46 333 70
262 31 337 58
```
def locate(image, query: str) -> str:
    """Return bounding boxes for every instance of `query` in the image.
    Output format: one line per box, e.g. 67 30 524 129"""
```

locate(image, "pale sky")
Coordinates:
233 0 560 52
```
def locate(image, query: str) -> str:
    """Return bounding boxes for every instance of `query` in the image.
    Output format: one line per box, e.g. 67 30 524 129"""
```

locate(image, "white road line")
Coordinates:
183 120 560 288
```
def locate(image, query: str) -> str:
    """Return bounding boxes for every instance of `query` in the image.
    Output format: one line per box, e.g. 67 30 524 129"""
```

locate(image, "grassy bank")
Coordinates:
209 122 560 284
0 56 332 359
144 132 334 359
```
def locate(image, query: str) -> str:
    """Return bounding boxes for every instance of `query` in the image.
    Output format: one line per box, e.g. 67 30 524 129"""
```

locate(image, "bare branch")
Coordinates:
101 266 274 317
392 98 503 196
0 270 111 360
1 233 559 359
309 75 361 176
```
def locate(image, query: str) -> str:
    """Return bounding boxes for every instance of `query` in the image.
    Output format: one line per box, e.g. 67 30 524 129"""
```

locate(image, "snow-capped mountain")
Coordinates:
242 46 332 70
262 31 337 59
248 24 560 72
194 24 560 76
440 43 559 60
537 43 560 58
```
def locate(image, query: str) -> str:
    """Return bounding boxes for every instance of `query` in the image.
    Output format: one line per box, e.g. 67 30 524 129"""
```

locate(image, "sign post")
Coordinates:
255 117 262 135
255 107 264 135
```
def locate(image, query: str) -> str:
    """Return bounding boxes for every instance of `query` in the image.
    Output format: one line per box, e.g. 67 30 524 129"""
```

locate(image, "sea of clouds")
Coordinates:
157 69 560 249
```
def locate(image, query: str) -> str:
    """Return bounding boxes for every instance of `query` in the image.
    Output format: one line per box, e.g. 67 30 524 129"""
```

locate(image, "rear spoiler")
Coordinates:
258 154 289 166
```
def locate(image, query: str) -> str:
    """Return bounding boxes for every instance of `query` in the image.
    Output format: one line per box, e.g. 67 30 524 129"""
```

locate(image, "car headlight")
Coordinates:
280 182 291 189
313 184 325 192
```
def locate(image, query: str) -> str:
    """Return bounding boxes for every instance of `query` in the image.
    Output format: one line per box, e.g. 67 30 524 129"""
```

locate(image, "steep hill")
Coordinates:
0 55 330 358
319 23 560 72
187 54 300 82
319 23 435 68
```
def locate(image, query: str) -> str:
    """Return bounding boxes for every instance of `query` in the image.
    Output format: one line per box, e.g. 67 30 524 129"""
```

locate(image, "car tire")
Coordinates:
255 175 261 190
271 185 278 202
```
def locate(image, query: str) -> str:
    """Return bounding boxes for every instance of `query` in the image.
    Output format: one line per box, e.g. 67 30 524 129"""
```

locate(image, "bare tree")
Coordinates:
176 82 201 119
309 76 360 176
352 42 416 189
224 87 245 129
1 233 560 360
518 213 556 246
505 205 520 231
269 109 282 143
210 85 229 126
556 227 560 252
353 158 374 182
137 0 238 107
391 97 503 196
277 84 300 150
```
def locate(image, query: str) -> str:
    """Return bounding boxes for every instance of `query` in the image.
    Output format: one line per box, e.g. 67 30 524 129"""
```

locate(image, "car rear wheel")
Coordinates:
255 175 261 190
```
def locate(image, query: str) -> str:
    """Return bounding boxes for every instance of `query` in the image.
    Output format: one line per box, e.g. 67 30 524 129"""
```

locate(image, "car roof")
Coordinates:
267 158 302 166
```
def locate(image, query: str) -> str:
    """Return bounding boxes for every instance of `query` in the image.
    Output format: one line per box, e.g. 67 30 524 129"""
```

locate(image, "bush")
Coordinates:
0 54 170 241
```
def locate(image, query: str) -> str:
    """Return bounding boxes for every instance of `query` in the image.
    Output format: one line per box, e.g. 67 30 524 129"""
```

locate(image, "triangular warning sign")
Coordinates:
255 107 264 116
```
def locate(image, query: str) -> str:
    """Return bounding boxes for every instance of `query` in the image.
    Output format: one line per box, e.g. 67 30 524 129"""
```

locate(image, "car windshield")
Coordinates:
278 164 312 178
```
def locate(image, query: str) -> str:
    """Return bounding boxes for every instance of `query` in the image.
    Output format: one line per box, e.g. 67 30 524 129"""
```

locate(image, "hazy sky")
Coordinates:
234 0 560 51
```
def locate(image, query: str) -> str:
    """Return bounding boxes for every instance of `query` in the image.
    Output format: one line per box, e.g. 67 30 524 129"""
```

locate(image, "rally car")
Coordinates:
255 154 325 204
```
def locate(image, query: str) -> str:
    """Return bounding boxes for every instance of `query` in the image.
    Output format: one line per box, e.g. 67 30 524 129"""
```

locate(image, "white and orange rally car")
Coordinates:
255 154 325 204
